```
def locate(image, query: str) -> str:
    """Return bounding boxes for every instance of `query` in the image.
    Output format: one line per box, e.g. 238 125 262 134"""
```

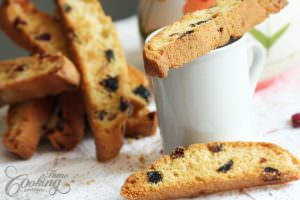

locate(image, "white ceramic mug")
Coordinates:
146 31 266 153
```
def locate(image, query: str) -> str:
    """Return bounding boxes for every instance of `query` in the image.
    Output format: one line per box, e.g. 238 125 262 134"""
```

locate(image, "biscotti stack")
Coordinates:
0 0 157 160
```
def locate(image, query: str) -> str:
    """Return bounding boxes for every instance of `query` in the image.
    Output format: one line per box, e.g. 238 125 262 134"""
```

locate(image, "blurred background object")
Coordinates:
0 0 138 59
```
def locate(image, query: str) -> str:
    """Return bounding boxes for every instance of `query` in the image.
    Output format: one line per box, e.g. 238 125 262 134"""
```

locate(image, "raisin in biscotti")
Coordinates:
44 92 86 150
0 0 69 55
125 108 158 139
56 0 130 161
3 98 54 159
144 0 287 77
121 142 300 200
127 65 151 112
0 53 80 106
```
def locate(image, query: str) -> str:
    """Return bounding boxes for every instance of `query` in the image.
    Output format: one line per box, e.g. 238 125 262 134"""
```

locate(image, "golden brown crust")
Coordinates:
3 98 54 159
125 108 157 138
143 0 288 77
121 142 300 200
56 0 130 162
0 53 80 106
0 0 69 55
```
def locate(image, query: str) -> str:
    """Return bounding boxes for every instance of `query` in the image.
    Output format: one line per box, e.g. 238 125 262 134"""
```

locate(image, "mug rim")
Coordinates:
145 27 245 56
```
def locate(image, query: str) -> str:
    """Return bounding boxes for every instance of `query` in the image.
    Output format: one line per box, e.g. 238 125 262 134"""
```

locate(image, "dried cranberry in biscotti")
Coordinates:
63 4 72 13
13 17 27 29
96 110 107 121
134 85 151 102
147 171 163 184
207 143 223 153
13 64 27 73
119 97 130 112
100 76 119 92
170 147 185 159
35 33 51 41
217 160 234 173
147 112 156 121
262 167 281 182
105 49 115 62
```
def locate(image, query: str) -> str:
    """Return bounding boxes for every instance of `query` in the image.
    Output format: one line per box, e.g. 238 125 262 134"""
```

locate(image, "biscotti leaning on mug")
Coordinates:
143 0 288 77
121 142 300 200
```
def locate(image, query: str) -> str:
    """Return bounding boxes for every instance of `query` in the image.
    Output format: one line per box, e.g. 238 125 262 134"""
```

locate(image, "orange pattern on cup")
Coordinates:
183 0 216 14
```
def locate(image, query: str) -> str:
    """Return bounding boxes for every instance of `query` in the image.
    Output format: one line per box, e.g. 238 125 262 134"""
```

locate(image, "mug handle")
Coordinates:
248 41 266 94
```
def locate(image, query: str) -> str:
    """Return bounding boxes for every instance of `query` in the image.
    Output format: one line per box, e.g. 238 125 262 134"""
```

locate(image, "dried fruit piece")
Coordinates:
147 171 163 184
100 76 119 92
217 160 234 173
262 167 281 182
13 64 27 73
105 49 115 62
170 147 185 159
134 85 151 102
35 33 51 41
13 17 27 29
44 103 66 134
207 143 223 153
260 158 267 164
96 110 107 121
291 113 300 128
119 97 130 112
147 112 156 120
63 4 72 13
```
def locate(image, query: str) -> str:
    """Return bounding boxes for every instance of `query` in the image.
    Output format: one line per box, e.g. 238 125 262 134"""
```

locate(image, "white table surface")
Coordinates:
0 16 300 200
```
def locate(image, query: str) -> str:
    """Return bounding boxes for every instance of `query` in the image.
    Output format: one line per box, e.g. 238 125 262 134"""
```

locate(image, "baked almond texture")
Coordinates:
0 53 80 106
121 142 300 200
143 0 288 77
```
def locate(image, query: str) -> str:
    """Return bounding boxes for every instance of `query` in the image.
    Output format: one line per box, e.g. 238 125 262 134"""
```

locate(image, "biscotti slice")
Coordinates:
127 65 151 112
126 108 157 139
45 92 86 151
56 0 130 161
0 0 69 55
144 0 287 77
2 97 54 159
0 53 80 106
121 142 300 200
